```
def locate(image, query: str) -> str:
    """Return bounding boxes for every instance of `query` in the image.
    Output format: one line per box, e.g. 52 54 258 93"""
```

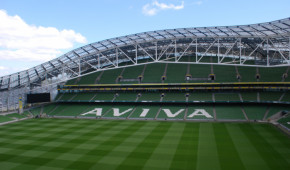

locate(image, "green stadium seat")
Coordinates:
103 105 135 118
188 92 213 101
243 106 267 120
129 105 160 119
240 92 258 101
237 66 257 82
280 92 290 102
214 93 241 101
77 71 102 84
58 93 76 101
138 93 161 102
188 64 211 83
259 92 283 102
42 104 58 115
259 67 287 82
214 65 237 82
29 107 42 116
73 93 96 101
142 63 165 83
98 68 122 84
215 106 246 120
120 65 144 84
163 93 186 102
164 63 187 83
49 104 91 116
157 106 185 119
93 92 115 101
115 92 138 101
80 105 113 117
187 105 214 120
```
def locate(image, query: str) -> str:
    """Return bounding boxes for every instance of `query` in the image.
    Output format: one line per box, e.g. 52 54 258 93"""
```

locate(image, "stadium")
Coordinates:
0 18 289 169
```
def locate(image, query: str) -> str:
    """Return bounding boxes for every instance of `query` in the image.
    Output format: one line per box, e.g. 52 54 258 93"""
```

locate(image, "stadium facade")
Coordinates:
0 18 290 112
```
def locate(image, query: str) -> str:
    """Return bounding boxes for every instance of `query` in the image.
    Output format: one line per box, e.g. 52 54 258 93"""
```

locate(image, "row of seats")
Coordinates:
35 103 288 121
56 92 290 103
66 62 289 85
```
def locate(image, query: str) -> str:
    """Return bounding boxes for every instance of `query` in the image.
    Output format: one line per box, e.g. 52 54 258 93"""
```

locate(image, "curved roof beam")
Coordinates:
0 18 289 90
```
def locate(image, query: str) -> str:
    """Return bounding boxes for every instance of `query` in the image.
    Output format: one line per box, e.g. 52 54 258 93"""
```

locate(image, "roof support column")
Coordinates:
289 37 290 60
155 42 158 61
239 38 242 65
78 58 81 76
62 66 64 79
135 44 138 64
195 39 198 63
98 54 100 69
116 48 119 67
267 38 269 66
175 39 177 62
218 38 220 63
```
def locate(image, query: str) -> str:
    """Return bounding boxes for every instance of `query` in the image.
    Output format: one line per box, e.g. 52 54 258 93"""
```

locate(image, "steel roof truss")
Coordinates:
177 39 195 61
75 53 97 70
100 52 116 67
220 39 239 63
65 55 79 67
80 58 98 71
158 40 174 60
242 39 266 64
137 44 155 61
198 39 217 62
64 65 79 77
117 47 136 64
268 39 288 61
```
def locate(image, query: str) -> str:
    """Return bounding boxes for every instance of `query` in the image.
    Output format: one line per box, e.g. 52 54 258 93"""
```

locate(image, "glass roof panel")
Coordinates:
262 31 275 35
274 23 288 29
253 25 267 31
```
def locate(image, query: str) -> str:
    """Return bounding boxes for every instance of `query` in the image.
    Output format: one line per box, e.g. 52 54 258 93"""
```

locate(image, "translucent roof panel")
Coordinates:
1 17 289 90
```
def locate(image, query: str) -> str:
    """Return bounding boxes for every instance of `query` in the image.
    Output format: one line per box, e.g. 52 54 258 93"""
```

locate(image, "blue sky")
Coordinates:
0 0 289 76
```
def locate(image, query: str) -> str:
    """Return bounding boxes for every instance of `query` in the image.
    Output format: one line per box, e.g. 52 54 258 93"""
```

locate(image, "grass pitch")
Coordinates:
0 119 289 170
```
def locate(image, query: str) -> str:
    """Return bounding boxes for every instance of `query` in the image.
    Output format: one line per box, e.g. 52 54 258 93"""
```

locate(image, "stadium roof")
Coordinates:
0 18 290 90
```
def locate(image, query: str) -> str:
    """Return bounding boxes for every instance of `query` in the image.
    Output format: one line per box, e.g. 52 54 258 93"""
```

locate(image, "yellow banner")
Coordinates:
19 97 22 110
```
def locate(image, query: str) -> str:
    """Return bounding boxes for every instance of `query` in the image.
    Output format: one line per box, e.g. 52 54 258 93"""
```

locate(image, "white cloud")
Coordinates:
0 66 7 70
0 65 28 77
0 10 87 64
142 1 184 16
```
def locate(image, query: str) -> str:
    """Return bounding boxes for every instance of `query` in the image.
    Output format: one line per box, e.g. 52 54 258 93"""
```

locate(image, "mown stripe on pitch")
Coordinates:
13 119 113 151
226 123 269 170
96 122 159 167
240 123 290 169
259 125 290 165
257 124 290 151
37 120 124 169
213 123 245 170
143 122 186 169
9 119 117 169
66 120 147 169
196 123 220 170
0 119 92 163
50 120 131 169
168 122 200 170
116 122 172 170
